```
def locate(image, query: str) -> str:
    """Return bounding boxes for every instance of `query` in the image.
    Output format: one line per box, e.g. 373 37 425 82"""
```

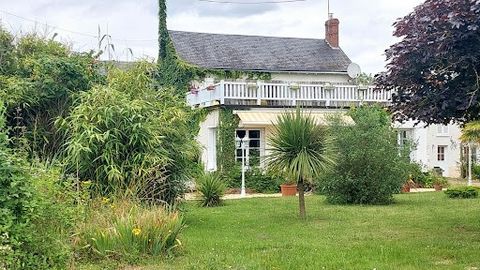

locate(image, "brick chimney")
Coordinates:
325 13 339 48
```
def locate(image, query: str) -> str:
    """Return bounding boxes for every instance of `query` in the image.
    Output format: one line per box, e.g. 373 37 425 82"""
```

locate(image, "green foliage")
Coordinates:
196 173 226 207
445 186 479 199
245 167 282 194
0 103 84 269
60 62 198 204
76 199 184 263
461 121 480 143
22 165 85 269
267 108 335 183
217 108 240 175
0 29 102 159
355 72 374 86
473 163 480 179
0 27 15 75
320 106 411 205
408 164 448 188
224 166 282 193
268 108 335 218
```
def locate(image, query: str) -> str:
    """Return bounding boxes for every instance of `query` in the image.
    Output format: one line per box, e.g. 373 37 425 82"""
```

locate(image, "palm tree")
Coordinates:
461 121 480 143
267 108 335 219
461 121 480 185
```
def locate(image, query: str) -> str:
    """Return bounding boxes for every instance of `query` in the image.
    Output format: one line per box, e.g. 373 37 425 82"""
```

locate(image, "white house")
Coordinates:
168 16 463 178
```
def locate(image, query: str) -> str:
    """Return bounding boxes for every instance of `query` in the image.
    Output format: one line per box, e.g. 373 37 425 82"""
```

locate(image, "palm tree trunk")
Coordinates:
298 178 306 219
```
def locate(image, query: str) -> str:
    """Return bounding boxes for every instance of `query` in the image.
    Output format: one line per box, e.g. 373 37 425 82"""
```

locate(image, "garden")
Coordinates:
1 0 480 269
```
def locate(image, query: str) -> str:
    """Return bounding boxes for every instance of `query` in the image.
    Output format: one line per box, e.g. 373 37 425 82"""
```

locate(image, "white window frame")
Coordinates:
437 125 449 137
397 129 411 147
235 129 263 168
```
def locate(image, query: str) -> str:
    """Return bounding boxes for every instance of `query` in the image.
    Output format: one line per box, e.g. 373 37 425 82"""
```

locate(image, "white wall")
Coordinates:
197 109 219 171
197 108 463 178
270 72 351 84
396 121 462 178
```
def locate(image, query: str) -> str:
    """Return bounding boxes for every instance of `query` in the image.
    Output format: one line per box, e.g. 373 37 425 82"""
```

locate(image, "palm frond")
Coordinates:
461 121 480 143
266 108 336 183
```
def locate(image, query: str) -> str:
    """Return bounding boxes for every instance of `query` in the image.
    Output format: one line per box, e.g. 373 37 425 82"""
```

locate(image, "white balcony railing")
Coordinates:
186 80 392 108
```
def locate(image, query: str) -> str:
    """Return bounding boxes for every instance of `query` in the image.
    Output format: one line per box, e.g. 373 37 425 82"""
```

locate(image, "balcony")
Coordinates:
186 80 392 108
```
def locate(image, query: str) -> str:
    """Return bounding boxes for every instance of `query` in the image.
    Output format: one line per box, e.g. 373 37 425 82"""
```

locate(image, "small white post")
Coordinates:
220 80 225 104
256 80 262 105
468 143 473 186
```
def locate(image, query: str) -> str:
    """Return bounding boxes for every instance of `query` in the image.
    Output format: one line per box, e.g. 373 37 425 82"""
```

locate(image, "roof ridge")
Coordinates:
168 29 327 42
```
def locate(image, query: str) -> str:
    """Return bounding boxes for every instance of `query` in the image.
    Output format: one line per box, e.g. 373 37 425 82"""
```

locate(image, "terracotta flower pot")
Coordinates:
433 184 443 192
280 184 297 197
401 184 411 193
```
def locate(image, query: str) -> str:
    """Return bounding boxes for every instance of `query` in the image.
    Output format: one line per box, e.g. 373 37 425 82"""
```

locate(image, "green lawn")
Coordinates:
80 192 480 269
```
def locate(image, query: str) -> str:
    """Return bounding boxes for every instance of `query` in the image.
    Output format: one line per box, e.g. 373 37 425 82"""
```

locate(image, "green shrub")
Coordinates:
319 106 411 205
472 163 480 179
246 168 282 194
25 165 86 269
0 29 102 159
197 173 226 207
445 186 479 199
222 166 283 193
60 62 199 204
0 103 82 269
76 199 183 263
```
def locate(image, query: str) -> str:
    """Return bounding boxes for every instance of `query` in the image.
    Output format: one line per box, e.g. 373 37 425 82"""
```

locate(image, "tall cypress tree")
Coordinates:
158 0 168 63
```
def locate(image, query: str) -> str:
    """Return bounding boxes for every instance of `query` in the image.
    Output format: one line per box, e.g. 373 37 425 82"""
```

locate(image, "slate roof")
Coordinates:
169 30 351 73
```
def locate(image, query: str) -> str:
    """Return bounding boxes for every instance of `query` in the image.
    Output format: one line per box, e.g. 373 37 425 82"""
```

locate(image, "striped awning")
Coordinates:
234 110 354 127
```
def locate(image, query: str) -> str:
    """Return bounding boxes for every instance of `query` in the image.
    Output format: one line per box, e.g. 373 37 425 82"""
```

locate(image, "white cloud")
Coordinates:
0 0 425 73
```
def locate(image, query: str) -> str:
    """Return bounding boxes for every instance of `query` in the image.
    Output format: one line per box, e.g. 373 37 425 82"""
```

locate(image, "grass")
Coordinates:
78 192 480 269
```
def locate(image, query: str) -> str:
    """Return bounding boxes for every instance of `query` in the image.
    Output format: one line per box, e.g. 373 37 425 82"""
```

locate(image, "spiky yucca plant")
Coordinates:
197 173 226 207
267 108 335 219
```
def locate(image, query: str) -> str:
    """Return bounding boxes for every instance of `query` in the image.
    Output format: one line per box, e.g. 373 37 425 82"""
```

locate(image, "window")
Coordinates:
437 125 449 136
437 145 446 161
235 129 262 167
397 130 410 146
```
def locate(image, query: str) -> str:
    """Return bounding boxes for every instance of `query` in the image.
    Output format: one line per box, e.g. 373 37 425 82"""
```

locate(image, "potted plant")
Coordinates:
280 180 297 197
323 82 335 91
289 82 300 91
189 86 199 94
432 175 448 191
401 179 415 193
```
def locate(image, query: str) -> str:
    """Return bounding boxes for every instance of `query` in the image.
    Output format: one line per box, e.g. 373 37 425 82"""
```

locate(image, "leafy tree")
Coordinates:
0 29 102 158
320 106 411 205
376 0 480 124
267 108 335 219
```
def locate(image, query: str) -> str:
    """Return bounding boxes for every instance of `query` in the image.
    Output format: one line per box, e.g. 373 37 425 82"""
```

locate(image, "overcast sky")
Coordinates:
0 0 424 74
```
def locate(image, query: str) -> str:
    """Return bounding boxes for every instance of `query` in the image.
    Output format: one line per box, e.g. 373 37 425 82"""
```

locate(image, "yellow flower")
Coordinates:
81 180 92 187
101 197 110 204
132 228 142 236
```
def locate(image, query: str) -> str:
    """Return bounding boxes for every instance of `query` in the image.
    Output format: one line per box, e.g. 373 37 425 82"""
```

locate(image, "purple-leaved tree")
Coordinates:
376 0 480 124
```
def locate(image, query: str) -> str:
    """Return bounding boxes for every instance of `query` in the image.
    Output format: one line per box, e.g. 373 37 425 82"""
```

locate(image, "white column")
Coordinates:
241 141 246 197
468 143 473 186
